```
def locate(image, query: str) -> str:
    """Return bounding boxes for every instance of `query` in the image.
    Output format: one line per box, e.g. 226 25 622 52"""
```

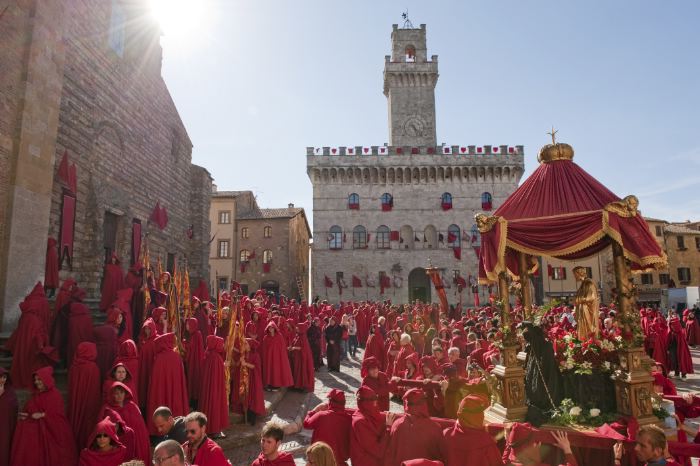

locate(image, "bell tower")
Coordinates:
383 23 438 147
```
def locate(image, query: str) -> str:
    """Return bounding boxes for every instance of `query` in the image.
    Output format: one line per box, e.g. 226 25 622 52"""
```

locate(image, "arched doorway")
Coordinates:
408 268 431 304
261 280 279 297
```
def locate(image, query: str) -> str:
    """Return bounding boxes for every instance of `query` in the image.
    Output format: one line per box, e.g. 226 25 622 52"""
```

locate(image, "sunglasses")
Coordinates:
96 433 109 439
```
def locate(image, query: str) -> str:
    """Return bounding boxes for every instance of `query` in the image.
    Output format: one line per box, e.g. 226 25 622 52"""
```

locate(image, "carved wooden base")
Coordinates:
485 345 528 423
612 346 660 426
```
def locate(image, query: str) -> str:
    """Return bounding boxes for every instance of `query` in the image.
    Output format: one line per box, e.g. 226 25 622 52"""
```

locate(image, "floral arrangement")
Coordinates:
554 333 622 375
549 398 617 427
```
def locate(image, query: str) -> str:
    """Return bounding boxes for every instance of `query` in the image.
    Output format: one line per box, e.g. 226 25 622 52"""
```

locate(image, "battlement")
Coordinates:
306 144 523 157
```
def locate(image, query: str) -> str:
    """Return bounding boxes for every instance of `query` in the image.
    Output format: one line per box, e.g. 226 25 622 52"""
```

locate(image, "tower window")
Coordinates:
405 45 416 62
218 211 231 224
381 193 393 212
241 227 249 239
353 225 367 249
328 225 343 250
481 192 493 211
376 225 390 249
108 0 126 57
263 249 273 264
441 193 452 210
348 193 360 210
218 240 230 258
264 226 272 238
240 249 250 262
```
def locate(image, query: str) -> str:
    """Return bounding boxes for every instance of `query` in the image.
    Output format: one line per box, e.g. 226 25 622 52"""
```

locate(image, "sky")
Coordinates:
155 0 700 225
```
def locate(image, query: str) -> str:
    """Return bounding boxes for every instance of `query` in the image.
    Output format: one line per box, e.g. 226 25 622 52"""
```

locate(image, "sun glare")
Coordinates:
149 0 207 41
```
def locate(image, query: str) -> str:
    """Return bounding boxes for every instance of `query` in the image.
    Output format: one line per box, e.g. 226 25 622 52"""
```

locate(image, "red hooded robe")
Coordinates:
114 339 139 402
0 367 18 466
68 342 102 449
199 335 230 433
77 417 127 466
364 327 387 371
146 333 189 434
439 394 501 466
250 451 296 466
387 388 443 466
100 253 125 311
66 292 94 368
184 317 205 402
101 382 150 464
138 318 157 406
261 322 294 388
350 386 389 466
290 322 316 392
302 388 353 466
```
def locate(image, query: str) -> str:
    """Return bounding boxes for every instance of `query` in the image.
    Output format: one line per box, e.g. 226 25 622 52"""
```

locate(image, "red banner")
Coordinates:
59 192 76 269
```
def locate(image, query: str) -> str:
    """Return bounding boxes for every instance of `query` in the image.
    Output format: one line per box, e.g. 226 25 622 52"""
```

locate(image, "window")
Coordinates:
696 237 700 250
218 240 230 258
447 224 461 248
677 236 686 250
552 267 567 280
424 225 437 249
108 0 126 57
469 224 481 247
405 45 416 62
218 211 231 224
218 276 228 291
263 249 273 264
241 227 249 239
655 225 663 236
264 226 272 238
240 249 250 263
328 225 343 250
167 253 175 274
659 273 670 285
376 225 391 249
380 193 393 211
641 273 653 285
441 193 453 210
348 193 360 210
353 225 367 249
678 267 691 283
481 192 493 211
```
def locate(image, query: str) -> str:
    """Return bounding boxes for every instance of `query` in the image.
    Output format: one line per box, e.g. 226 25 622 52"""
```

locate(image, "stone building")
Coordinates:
306 24 524 305
0 0 211 331
209 188 311 300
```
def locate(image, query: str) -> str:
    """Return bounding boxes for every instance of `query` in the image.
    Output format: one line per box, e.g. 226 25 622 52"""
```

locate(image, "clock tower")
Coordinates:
383 23 439 147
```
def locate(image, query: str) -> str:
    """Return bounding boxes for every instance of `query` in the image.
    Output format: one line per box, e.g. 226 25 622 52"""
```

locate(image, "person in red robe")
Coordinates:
101 408 136 461
184 317 205 407
350 386 392 466
0 367 18 466
181 411 231 466
386 330 402 377
250 422 296 466
10 367 78 466
68 342 102 449
668 316 694 378
102 362 137 405
44 237 59 296
66 287 94 367
199 335 230 434
93 320 119 380
113 288 134 342
53 278 77 326
387 388 443 466
290 321 316 392
439 393 502 466
101 381 150 464
501 423 579 466
100 253 125 311
233 338 266 425
303 388 353 466
138 317 157 408
78 416 127 466
364 325 387 371
262 321 294 389
146 333 189 434
361 356 391 411
114 339 139 401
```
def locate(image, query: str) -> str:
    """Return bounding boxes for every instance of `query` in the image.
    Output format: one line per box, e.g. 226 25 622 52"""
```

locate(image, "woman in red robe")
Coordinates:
101 382 149 464
261 321 294 389
668 316 694 377
199 335 229 434
0 367 18 466
10 367 77 466
102 362 137 405
386 330 401 378
146 333 189 434
184 317 205 407
100 253 125 311
138 318 157 408
100 408 136 461
68 342 102 450
78 417 127 466
290 322 316 392
364 325 387 372
114 339 139 401
350 386 390 466
93 320 118 380
66 288 94 367
44 238 59 295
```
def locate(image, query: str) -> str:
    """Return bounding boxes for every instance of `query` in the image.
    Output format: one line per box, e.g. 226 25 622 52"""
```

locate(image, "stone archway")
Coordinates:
408 268 431 304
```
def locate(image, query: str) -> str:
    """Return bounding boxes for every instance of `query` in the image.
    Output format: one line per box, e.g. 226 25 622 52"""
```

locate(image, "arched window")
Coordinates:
470 224 481 247
348 193 360 210
380 193 393 211
481 192 493 211
353 225 367 249
405 45 416 62
447 224 461 248
240 249 250 263
241 227 249 239
376 225 390 249
263 249 273 264
263 226 272 238
400 225 414 250
441 192 453 210
328 225 343 250
424 225 437 249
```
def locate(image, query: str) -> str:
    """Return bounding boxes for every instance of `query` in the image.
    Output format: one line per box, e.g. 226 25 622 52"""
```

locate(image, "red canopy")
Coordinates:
478 142 666 283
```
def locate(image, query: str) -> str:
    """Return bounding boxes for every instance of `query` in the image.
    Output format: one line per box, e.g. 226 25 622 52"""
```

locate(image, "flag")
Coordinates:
160 206 168 229
380 275 391 294
240 263 246 273
352 275 362 288
447 232 457 243
57 150 70 186
324 276 333 288
346 146 355 155
453 247 461 260
459 146 468 154
547 264 553 277
314 147 323 155
456 276 467 292
443 146 452 155
492 146 500 153
426 268 449 315
329 147 339 155
362 146 372 155
390 231 400 241
476 146 484 154
249 250 256 260
262 263 271 273
379 146 387 155
438 233 444 243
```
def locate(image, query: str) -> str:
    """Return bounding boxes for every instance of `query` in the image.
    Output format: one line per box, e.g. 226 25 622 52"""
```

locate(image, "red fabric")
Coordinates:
131 221 141 265
290 324 316 392
261 323 294 387
101 382 150 464
0 368 18 466
263 262 271 273
250 452 296 466
352 275 363 288
382 203 393 211
233 339 266 415
67 300 94 369
303 406 353 465
391 231 401 241
479 159 666 282
146 333 189 434
44 238 59 289
441 202 452 211
362 371 391 411
364 333 387 372
184 318 205 401
59 193 76 267
137 318 157 407
350 388 390 466
68 342 102 449
93 324 118 380
193 279 211 302
102 362 137 407
388 402 443 466
99 254 125 311
440 422 502 466
114 339 139 403
324 276 333 288
453 247 461 260
10 367 78 466
183 437 230 466
199 335 230 433
77 417 127 466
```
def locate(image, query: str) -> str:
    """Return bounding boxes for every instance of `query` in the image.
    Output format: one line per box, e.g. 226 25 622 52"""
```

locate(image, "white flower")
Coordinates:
589 408 601 417
563 334 573 342
569 406 582 416
603 361 611 370
581 361 593 370
565 358 575 370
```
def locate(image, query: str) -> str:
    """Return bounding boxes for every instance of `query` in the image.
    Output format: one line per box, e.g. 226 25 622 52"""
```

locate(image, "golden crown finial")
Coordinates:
538 127 574 164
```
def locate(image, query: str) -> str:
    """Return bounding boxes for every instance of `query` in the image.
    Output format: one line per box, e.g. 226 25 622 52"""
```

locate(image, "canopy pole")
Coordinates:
497 271 510 325
518 252 533 320
611 241 632 334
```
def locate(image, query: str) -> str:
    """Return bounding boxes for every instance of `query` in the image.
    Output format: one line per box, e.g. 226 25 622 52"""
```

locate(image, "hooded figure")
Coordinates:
101 381 149 464
0 367 18 466
387 388 443 466
350 386 389 466
101 408 136 461
102 362 137 405
261 322 294 388
439 394 501 466
184 317 205 404
44 238 59 292
522 322 562 426
100 253 125 311
78 417 127 466
361 356 391 411
364 325 387 371
668 316 694 377
114 339 139 402
68 342 102 450
10 367 78 466
137 318 157 407
232 338 266 424
146 333 189 434
303 388 353 466
198 335 229 434
290 321 316 392
66 288 94 367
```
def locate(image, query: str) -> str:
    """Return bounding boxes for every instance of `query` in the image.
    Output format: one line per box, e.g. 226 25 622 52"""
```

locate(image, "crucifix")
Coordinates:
547 126 558 145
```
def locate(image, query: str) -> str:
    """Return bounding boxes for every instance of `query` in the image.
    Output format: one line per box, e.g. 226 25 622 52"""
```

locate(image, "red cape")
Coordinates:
67 301 94 368
99 256 125 311
303 406 353 465
184 437 230 466
114 340 139 404
7 307 50 388
364 332 387 371
146 333 189 434
68 342 102 449
250 451 296 466
78 417 127 466
138 318 157 406
387 413 443 466
261 324 294 387
184 318 205 401
199 336 229 433
291 328 316 392
440 422 502 466
44 238 59 289
350 405 390 466
10 367 77 466
0 368 17 466
101 382 150 464
93 324 118 380
361 372 391 411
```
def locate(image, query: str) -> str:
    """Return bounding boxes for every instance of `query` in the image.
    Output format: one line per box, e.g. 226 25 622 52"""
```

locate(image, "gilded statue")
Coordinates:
573 266 599 340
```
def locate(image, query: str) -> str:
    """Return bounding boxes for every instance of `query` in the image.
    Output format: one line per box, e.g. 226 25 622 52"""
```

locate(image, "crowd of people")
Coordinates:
1 258 699 465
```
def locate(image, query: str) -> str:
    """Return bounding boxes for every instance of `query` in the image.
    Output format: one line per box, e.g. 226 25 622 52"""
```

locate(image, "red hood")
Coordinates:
75 341 98 363
206 335 225 354
118 339 138 359
107 381 134 404
155 333 176 353
87 417 124 449
33 366 55 391
141 318 157 341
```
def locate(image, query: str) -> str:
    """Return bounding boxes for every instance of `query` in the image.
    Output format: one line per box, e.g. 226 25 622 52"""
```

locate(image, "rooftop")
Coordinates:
237 207 305 220
211 190 250 198
665 223 700 235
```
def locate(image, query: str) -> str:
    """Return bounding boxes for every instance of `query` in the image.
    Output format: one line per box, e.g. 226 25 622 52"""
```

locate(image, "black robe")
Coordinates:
522 323 562 426
324 324 343 371
307 324 323 370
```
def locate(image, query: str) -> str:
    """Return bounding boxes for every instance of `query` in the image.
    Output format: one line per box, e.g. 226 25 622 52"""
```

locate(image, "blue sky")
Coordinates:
159 1 700 225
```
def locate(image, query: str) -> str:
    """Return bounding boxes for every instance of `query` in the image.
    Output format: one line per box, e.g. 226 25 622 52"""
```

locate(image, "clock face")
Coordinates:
403 117 425 137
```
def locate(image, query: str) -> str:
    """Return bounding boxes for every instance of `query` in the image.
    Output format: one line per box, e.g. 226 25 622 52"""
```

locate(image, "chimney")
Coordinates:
288 203 294 209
